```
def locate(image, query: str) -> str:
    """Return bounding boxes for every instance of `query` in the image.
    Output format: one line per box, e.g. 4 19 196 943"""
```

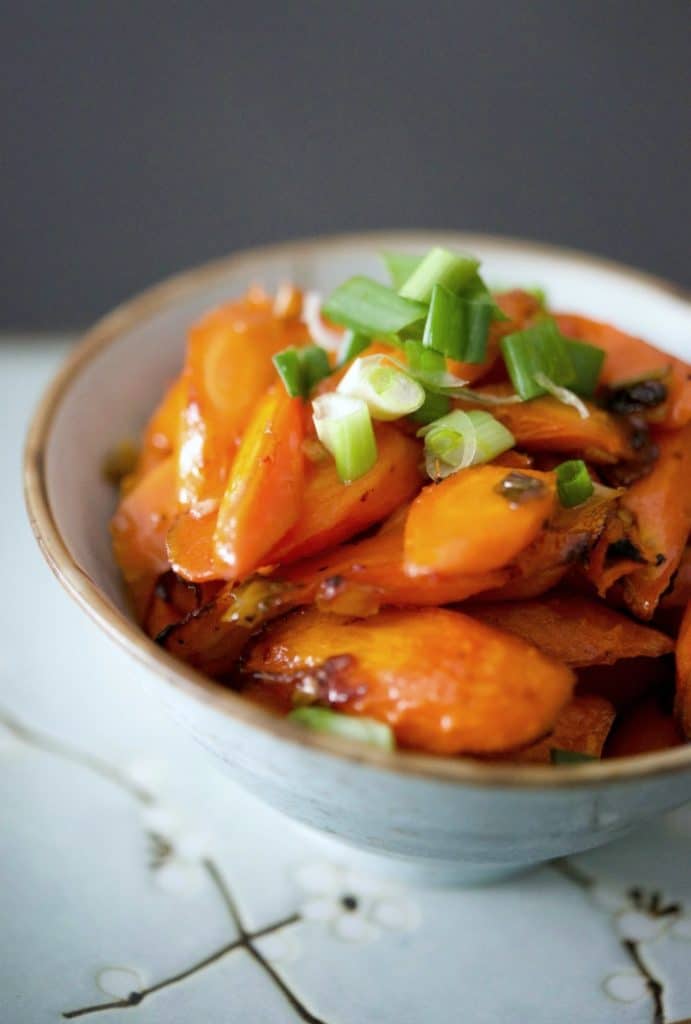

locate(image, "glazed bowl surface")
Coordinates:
25 231 691 883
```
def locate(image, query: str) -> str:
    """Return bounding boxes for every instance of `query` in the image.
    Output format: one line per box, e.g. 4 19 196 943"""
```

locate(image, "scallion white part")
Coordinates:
312 393 377 483
337 354 425 421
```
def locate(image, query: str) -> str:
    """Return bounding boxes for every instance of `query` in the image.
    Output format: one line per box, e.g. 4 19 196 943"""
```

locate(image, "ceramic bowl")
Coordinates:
24 231 691 884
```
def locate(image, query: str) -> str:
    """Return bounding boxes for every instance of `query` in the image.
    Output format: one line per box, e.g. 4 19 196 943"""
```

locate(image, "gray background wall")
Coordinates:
1 1 689 328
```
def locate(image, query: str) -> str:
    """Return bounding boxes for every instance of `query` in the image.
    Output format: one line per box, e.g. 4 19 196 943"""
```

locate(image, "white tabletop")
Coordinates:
2 337 691 1024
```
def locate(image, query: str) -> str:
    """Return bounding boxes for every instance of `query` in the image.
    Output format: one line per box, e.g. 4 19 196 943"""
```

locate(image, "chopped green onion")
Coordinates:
399 247 480 302
338 329 370 366
272 347 303 398
422 284 466 360
527 286 548 310
409 389 451 425
323 277 427 338
289 707 395 750
464 297 494 363
312 393 377 483
418 409 514 480
500 319 575 400
550 748 598 765
534 373 589 419
382 252 422 290
565 340 605 397
337 354 425 421
273 345 331 399
555 459 594 508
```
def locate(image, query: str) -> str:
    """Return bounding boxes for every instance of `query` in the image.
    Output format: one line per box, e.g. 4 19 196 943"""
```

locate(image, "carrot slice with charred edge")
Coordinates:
554 313 691 429
177 292 309 507
675 601 691 738
585 507 645 598
243 607 574 754
619 425 691 619
662 546 691 608
128 375 187 490
459 384 638 464
469 594 673 667
266 424 423 565
607 696 685 757
404 466 555 577
111 457 177 621
509 696 616 763
279 520 510 611
144 574 221 640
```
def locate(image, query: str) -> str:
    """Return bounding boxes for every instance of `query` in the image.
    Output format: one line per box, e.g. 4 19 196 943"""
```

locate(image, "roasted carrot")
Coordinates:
243 607 574 754
619 425 691 618
661 546 691 608
129 374 187 488
606 696 685 757
143 573 220 640
675 601 691 738
555 313 691 429
512 695 615 763
267 424 423 565
404 466 555 577
111 456 177 619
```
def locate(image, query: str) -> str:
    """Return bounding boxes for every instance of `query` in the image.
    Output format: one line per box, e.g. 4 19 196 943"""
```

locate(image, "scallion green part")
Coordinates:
565 340 606 397
500 319 575 400
337 354 425 421
550 748 598 765
418 409 514 479
338 329 370 366
300 345 331 392
399 247 480 302
381 252 422 290
555 459 594 508
322 277 427 338
289 707 395 750
312 393 377 483
422 284 466 360
409 389 452 425
272 347 303 398
273 345 331 399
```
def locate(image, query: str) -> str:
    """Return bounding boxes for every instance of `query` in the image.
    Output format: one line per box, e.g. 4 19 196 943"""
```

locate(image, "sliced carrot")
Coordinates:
661 546 691 608
585 505 645 598
576 655 672 712
110 457 177 620
129 374 187 488
460 384 639 464
675 601 691 738
554 313 691 429
469 594 673 667
143 573 220 640
607 696 685 757
266 424 423 565
619 425 691 618
243 607 574 754
513 695 615 763
177 291 309 506
404 466 555 577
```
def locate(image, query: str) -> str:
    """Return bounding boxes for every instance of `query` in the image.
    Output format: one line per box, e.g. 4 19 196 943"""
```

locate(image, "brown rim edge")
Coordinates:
23 229 691 790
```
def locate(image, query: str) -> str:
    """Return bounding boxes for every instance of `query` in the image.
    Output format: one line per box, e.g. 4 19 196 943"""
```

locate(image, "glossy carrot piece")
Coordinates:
607 696 685 757
620 425 691 619
512 695 616 763
110 457 177 620
143 573 221 640
675 601 691 738
404 466 555 577
661 546 691 608
177 291 309 506
266 424 423 565
470 594 673 667
129 374 187 488
243 607 574 754
460 385 638 464
554 313 691 429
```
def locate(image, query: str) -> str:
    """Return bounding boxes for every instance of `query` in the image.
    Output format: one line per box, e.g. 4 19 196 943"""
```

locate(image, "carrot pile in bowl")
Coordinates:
110 248 691 764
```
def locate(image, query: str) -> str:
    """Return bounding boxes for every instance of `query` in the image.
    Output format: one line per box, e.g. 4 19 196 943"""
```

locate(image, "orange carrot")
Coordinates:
404 466 555 577
661 546 691 608
127 374 187 489
243 607 574 754
110 457 177 620
555 313 691 429
469 594 673 667
513 695 615 762
675 601 691 738
607 696 685 757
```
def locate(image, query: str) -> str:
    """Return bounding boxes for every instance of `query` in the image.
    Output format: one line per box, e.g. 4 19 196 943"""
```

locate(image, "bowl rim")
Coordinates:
23 228 691 790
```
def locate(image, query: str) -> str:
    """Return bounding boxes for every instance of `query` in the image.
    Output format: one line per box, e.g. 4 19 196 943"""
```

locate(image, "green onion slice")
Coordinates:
550 748 598 765
399 247 480 302
300 345 331 392
500 319 575 400
422 286 495 364
312 393 377 483
273 345 331 399
555 459 594 508
337 354 425 421
302 291 344 352
409 389 452 425
272 348 302 398
289 707 395 750
323 277 427 338
534 373 590 419
565 340 606 397
382 252 422 290
418 409 515 480
338 329 370 366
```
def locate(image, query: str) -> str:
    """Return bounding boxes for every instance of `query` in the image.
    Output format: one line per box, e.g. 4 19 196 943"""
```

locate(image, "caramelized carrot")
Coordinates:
470 594 673 667
675 601 691 738
243 608 574 754
512 695 615 762
267 424 423 565
404 466 555 577
555 313 691 429
128 374 187 489
661 546 691 608
619 425 691 618
111 457 177 619
607 696 685 757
